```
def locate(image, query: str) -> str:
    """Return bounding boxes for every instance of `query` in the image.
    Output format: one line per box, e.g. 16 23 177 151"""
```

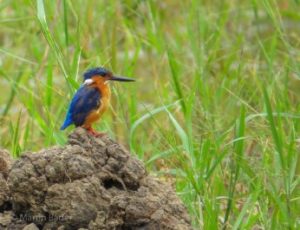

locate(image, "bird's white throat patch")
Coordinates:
83 79 94 85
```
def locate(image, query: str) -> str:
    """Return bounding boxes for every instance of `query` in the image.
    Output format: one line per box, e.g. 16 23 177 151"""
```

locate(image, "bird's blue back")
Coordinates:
60 85 101 130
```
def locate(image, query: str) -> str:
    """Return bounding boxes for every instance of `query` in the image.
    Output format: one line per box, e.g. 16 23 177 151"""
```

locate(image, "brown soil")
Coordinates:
0 128 192 230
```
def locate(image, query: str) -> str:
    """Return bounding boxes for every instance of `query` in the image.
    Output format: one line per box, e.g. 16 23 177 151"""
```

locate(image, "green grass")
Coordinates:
1 0 300 229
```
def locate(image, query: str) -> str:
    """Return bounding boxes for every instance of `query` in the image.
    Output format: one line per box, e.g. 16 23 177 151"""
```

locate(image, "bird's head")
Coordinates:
83 67 135 86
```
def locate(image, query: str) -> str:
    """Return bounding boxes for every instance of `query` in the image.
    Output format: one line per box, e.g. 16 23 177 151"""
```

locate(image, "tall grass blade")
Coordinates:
263 87 285 169
36 0 76 92
223 106 246 229
167 49 186 115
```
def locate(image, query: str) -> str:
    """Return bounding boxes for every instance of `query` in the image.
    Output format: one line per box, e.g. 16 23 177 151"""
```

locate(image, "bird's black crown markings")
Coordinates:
83 67 111 80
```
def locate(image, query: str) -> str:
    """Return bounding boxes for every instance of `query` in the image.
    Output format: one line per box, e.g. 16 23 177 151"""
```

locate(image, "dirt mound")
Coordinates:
0 128 192 230
0 150 12 208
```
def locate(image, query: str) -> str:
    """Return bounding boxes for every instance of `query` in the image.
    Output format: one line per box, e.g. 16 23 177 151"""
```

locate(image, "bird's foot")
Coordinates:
86 127 106 137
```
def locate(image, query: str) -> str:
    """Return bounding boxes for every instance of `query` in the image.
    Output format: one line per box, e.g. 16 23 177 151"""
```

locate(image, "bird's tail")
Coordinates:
60 113 73 130
60 122 70 130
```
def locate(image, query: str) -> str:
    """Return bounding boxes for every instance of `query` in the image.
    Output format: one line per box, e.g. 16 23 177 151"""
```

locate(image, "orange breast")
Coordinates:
83 80 111 128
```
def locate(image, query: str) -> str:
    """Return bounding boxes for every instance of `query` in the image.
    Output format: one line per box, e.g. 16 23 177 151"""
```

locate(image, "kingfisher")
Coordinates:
60 67 135 136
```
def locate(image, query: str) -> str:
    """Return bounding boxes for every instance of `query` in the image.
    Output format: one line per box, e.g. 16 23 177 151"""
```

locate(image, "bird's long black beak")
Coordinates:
109 75 135 82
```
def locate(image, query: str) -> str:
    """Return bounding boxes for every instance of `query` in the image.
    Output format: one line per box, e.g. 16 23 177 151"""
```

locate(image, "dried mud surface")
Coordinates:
0 128 192 230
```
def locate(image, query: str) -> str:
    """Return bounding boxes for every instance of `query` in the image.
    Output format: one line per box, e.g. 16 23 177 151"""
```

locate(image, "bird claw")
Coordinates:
86 127 106 137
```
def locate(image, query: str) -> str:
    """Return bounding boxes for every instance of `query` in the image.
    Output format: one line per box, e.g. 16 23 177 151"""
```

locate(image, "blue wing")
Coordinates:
60 86 101 130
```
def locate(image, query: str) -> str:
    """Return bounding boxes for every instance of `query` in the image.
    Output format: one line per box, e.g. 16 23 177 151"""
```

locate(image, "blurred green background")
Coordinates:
1 0 300 229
